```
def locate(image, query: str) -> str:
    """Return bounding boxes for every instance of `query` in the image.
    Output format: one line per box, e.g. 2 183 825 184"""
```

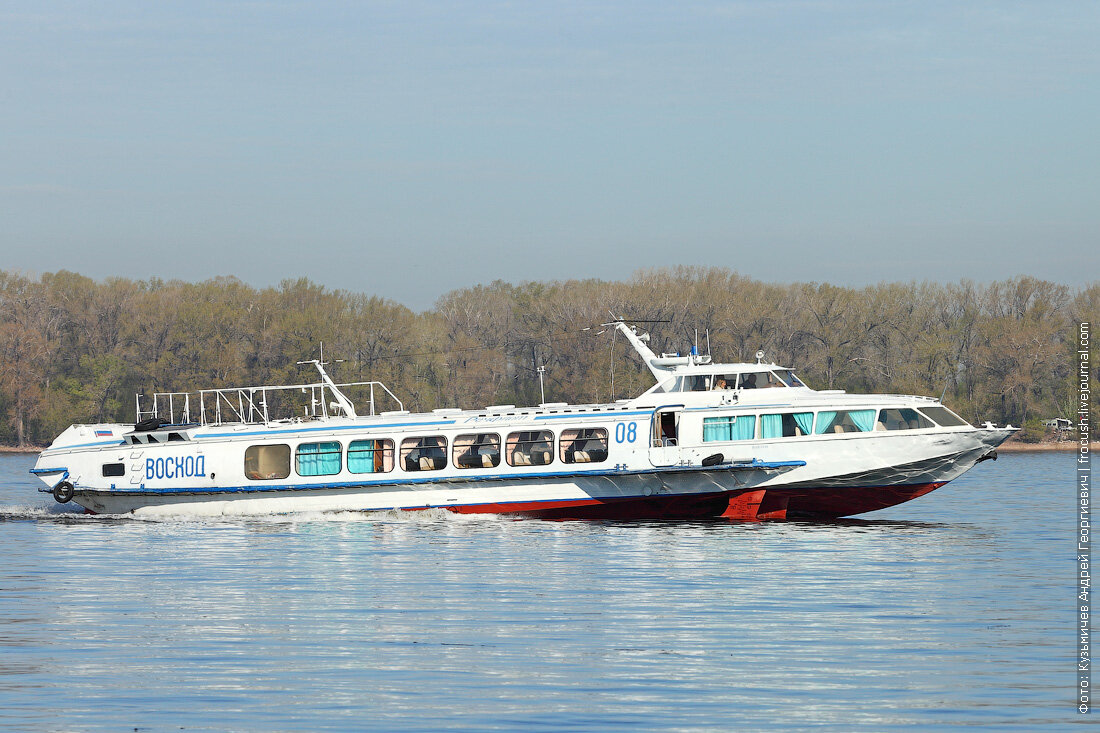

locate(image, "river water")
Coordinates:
0 451 1079 731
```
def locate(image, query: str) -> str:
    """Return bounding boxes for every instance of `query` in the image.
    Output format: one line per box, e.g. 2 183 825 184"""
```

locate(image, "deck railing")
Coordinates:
135 380 404 426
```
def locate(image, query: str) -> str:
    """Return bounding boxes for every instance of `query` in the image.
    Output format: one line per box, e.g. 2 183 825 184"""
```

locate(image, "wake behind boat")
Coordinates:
31 322 1014 519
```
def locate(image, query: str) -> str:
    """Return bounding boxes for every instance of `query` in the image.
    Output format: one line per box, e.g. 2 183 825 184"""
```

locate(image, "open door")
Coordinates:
649 406 683 467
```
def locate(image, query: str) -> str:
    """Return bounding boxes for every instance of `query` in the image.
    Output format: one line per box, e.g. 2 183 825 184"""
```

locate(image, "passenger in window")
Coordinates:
713 377 728 390
741 374 757 389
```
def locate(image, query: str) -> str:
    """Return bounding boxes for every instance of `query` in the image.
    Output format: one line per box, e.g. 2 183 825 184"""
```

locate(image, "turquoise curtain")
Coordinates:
704 416 756 441
850 410 875 433
761 414 783 439
703 417 732 442
297 441 341 476
815 411 838 434
793 412 813 435
347 440 375 473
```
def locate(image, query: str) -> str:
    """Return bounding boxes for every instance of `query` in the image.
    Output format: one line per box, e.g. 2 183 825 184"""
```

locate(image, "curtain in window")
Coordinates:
850 410 875 433
793 412 813 435
761 414 784 439
297 441 341 476
732 416 756 440
703 417 733 442
814 411 838 434
347 440 375 473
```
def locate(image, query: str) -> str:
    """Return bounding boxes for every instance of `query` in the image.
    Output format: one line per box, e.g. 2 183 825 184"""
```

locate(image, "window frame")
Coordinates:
453 433 502 470
813 409 876 434
559 427 609 464
347 438 395 474
244 444 292 481
875 408 936 431
702 415 757 442
506 430 555 467
759 411 814 439
399 435 449 472
918 406 970 428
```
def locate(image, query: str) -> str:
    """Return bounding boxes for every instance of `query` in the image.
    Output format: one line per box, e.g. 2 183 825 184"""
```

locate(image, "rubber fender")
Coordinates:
53 481 75 503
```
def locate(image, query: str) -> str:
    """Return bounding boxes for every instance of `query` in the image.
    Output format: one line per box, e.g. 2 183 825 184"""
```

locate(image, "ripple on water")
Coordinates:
0 451 1075 731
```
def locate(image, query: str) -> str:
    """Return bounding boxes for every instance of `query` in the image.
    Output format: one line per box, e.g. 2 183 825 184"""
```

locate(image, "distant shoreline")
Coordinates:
998 440 1096 452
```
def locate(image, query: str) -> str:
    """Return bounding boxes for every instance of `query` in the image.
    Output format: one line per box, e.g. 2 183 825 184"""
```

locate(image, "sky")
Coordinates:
1 1 1097 311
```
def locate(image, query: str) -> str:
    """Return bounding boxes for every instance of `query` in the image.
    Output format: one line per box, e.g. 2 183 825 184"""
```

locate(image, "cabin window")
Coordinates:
453 433 502 469
167 432 186 442
507 430 554 466
703 415 756 441
760 412 814 438
102 462 125 477
400 436 448 471
814 410 875 434
560 428 608 464
875 408 935 431
918 406 970 427
296 441 342 476
244 444 291 480
348 439 395 473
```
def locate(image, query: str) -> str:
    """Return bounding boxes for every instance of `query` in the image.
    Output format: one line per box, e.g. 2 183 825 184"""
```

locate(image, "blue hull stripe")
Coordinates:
42 460 806 497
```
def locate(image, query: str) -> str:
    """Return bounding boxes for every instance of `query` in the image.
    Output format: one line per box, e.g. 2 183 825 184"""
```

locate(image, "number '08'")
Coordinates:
615 423 637 443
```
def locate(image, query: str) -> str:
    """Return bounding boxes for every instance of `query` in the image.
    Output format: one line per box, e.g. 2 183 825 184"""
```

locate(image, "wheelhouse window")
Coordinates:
710 374 739 391
684 375 712 391
245 444 291 480
876 408 935 431
348 438 394 474
703 415 756 441
760 412 813 439
507 430 554 466
400 436 447 471
296 441 342 476
453 433 502 469
918 406 970 427
737 371 789 389
814 410 875 434
771 369 804 387
560 428 608 464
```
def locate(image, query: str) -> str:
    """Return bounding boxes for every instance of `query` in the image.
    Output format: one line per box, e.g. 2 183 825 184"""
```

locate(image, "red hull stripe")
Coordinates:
443 482 949 521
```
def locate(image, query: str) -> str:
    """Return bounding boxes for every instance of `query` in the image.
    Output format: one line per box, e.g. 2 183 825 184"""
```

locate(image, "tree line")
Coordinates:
0 268 1096 447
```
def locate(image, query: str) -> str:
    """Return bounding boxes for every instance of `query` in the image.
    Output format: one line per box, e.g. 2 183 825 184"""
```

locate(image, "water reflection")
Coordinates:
0 452 1072 730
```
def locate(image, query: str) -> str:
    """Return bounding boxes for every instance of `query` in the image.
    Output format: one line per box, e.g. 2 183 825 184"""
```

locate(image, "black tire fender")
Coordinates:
53 481 75 504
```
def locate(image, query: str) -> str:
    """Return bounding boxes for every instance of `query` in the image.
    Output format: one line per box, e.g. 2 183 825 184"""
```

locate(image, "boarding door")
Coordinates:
649 406 684 467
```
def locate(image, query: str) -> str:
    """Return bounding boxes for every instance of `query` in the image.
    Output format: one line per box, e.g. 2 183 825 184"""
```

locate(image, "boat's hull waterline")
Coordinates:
31 322 1015 520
